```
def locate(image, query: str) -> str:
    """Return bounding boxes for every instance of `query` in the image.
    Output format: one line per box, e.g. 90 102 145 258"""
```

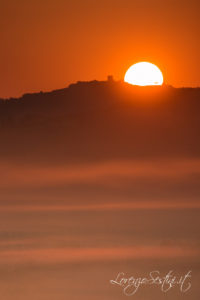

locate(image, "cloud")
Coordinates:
1 158 200 189
0 245 199 265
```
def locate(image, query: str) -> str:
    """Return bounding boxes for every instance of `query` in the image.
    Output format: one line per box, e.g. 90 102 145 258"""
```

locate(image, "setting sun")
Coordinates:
124 62 164 86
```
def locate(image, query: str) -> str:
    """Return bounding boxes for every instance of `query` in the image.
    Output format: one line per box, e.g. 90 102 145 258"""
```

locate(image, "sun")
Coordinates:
124 62 164 86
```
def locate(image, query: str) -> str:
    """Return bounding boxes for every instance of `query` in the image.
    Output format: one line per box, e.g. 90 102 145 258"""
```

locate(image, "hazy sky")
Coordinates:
0 0 199 98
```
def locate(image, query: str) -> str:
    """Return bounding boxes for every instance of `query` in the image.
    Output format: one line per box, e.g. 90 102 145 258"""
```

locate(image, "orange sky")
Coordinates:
0 0 199 98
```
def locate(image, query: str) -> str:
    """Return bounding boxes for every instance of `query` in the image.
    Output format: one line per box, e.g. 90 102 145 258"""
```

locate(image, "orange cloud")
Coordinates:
0 245 199 265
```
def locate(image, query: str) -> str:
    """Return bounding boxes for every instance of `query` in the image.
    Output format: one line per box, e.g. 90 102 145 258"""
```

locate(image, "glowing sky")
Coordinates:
0 0 199 97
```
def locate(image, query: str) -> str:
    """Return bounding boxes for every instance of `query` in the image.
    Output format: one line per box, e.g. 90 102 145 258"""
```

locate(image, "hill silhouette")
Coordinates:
0 80 200 164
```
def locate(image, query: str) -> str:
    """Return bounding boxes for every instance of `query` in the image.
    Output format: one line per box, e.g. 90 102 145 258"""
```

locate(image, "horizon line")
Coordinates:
1 78 200 101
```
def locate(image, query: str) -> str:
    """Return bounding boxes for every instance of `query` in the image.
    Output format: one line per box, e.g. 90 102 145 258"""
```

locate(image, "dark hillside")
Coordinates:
0 81 200 164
